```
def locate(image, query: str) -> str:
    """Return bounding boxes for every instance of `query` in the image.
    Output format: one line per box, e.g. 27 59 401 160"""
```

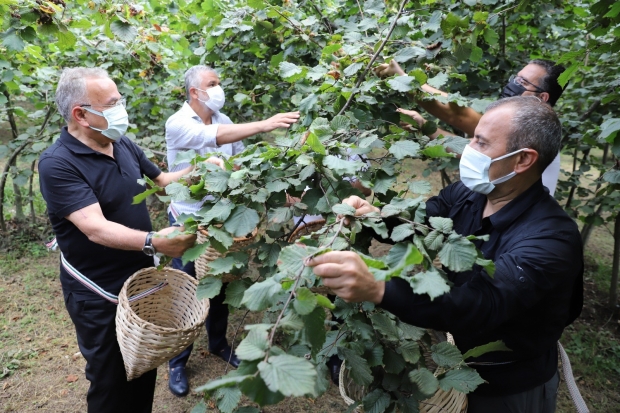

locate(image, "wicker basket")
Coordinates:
287 218 326 243
115 267 209 381
339 332 467 413
194 227 258 283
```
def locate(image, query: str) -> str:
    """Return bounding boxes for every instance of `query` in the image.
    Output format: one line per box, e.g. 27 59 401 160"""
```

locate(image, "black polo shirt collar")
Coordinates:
487 179 548 231
58 126 102 155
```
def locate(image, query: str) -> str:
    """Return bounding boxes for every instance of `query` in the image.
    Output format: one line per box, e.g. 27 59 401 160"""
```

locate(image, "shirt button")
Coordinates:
519 276 526 283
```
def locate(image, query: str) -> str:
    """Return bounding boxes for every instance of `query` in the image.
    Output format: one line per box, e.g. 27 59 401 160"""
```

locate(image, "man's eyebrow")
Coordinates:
105 96 122 104
475 135 490 143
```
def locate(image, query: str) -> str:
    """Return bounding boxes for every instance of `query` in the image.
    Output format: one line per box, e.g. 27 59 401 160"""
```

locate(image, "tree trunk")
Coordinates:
609 213 620 309
29 159 37 222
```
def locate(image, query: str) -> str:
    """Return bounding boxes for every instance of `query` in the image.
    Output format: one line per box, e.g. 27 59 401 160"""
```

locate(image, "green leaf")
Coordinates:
462 340 511 360
280 61 303 80
239 375 285 406
599 118 620 142
370 312 399 339
303 306 327 358
110 20 138 42
241 277 282 311
332 203 356 216
181 242 209 266
132 187 160 205
247 0 265 8
293 287 317 315
344 62 364 77
339 347 373 386
409 180 431 194
383 348 405 374
268 207 293 225
278 243 317 276
323 155 364 175
197 277 223 300
56 30 77 49
408 368 438 396
429 216 453 233
362 389 391 413
387 76 414 92
399 341 421 364
424 230 445 251
391 223 415 242
2 31 25 52
208 225 234 249
206 256 238 275
439 236 477 272
190 400 207 413
305 133 326 155
603 170 620 184
224 278 252 308
194 374 252 392
204 170 230 192
393 47 425 63
299 93 318 113
224 206 259 237
438 366 485 394
422 145 455 158
409 271 450 300
215 387 242 413
557 64 579 88
316 295 336 310
236 326 269 361
330 115 351 132
431 341 463 367
476 257 496 278
258 355 317 397
426 73 449 89
166 182 191 201
388 140 420 160
265 180 289 193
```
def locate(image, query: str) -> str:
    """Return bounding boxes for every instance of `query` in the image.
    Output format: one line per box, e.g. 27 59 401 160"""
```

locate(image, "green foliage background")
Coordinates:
1 0 619 411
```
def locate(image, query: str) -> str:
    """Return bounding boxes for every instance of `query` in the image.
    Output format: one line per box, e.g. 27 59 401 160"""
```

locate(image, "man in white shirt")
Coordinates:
165 65 299 397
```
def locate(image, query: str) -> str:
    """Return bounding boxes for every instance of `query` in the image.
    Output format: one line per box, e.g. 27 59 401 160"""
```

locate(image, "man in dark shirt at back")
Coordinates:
307 96 583 413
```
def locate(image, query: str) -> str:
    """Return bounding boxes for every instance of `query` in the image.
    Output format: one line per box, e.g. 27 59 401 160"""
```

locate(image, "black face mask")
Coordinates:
500 82 527 98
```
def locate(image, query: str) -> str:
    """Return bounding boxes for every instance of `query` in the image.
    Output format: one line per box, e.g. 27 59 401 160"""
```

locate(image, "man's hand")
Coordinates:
374 60 406 78
152 226 197 258
397 108 426 128
305 251 385 303
204 156 226 170
340 195 380 224
261 112 301 133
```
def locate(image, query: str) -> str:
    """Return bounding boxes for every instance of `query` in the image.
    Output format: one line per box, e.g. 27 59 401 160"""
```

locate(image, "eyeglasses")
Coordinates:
509 75 544 93
80 97 126 109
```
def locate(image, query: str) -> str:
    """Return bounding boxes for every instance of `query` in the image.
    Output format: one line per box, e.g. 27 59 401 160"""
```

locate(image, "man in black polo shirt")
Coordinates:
38 67 204 413
307 96 584 412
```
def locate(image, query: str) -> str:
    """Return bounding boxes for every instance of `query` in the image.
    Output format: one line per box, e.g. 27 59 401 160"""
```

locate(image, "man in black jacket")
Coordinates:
306 96 583 413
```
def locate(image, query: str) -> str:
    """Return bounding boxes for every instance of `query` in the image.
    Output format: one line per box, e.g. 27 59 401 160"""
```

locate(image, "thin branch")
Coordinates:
336 0 410 117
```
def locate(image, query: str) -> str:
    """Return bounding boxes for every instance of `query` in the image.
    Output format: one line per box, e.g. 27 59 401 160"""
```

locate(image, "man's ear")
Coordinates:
515 149 539 174
72 106 90 128
188 87 198 102
538 92 550 103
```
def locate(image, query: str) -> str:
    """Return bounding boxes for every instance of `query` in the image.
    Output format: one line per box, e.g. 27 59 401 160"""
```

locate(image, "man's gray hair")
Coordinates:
184 65 217 100
486 96 562 173
55 68 109 123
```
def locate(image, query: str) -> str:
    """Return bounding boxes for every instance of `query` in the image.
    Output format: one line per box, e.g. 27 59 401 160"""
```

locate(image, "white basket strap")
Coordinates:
558 341 590 413
60 252 167 304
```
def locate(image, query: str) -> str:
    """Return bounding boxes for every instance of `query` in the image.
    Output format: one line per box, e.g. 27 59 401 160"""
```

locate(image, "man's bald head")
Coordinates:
486 96 562 174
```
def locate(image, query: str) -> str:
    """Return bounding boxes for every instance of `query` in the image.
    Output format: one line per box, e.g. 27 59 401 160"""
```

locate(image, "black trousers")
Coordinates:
468 370 560 413
168 213 230 369
65 292 157 413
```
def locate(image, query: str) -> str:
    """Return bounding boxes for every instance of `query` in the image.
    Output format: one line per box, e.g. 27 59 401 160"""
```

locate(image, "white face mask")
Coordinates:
459 145 527 194
83 104 129 141
197 85 225 112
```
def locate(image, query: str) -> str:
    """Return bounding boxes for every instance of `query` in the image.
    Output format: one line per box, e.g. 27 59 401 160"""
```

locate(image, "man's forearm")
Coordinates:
152 166 194 188
417 85 481 136
215 122 265 145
